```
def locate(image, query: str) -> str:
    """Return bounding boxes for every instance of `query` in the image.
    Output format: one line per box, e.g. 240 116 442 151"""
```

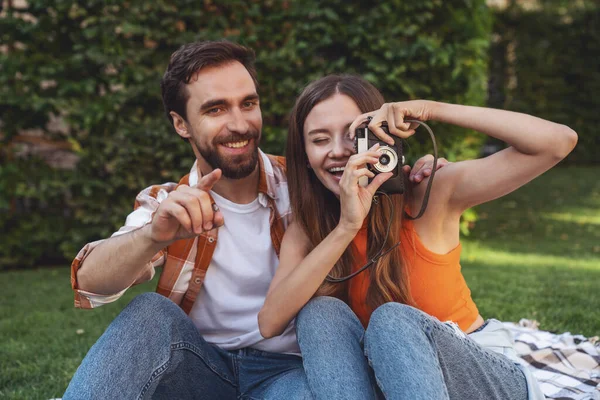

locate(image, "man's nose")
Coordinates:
226 108 250 133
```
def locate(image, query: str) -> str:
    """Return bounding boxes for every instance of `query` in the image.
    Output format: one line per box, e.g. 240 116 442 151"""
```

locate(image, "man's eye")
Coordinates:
243 101 258 109
207 107 222 114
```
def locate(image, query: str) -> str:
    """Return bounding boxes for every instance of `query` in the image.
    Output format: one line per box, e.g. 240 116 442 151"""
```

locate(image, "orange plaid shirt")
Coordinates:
70 151 290 314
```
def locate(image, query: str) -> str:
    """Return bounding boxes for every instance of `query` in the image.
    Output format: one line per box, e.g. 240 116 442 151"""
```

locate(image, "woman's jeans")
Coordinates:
63 293 313 400
296 297 528 400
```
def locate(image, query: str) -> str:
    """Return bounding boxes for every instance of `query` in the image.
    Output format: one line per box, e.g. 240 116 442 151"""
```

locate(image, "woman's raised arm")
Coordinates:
352 100 578 214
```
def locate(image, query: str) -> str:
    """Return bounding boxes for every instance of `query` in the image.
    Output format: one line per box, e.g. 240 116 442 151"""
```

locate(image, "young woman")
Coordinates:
258 75 577 400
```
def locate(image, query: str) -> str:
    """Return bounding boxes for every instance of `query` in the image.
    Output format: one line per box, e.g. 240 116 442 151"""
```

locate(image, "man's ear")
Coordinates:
170 111 191 139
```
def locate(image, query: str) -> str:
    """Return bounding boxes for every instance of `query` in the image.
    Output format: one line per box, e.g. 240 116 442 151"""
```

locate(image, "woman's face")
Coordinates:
303 93 361 196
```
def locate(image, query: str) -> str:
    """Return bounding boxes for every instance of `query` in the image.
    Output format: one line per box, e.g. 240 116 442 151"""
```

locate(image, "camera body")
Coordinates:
354 121 405 194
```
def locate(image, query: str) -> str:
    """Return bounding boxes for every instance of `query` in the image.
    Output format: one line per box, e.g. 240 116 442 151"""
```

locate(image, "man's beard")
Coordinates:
196 131 260 179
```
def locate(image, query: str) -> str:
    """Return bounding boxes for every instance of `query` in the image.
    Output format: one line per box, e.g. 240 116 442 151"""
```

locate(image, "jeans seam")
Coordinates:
233 352 241 398
136 342 237 399
366 355 387 399
422 317 451 400
137 358 171 400
363 329 387 398
171 341 237 386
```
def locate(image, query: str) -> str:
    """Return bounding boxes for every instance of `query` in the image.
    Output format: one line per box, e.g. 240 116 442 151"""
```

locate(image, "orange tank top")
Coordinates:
348 218 479 331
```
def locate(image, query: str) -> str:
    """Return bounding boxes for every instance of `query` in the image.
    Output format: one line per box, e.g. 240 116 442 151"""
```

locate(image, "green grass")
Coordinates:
461 165 600 336
0 271 158 399
1 166 599 399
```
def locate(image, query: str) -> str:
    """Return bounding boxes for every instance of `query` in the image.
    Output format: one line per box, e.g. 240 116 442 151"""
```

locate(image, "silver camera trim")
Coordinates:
373 146 398 173
356 127 402 186
356 127 370 187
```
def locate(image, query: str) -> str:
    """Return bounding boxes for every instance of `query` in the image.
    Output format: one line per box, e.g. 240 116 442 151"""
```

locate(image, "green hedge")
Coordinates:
0 0 492 269
489 3 599 164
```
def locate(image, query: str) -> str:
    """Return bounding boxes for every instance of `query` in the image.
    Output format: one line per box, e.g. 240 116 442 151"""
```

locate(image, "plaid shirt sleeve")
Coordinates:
70 183 176 309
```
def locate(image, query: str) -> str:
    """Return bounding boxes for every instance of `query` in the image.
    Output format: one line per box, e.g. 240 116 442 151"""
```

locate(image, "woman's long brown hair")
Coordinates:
286 74 414 310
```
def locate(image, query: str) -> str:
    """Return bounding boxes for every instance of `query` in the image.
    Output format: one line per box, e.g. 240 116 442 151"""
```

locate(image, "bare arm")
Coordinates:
258 221 357 338
76 169 224 295
428 101 578 212
352 100 578 215
76 224 166 294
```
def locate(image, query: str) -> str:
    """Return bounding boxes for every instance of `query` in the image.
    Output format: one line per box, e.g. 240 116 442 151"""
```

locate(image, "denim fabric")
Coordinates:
296 297 528 400
64 293 313 400
467 319 545 400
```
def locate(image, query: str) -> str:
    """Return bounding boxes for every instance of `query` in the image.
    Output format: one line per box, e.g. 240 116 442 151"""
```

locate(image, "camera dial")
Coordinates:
374 146 398 173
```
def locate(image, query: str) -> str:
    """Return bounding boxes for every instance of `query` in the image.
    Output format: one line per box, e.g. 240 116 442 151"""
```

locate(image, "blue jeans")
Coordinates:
64 293 313 400
296 297 527 400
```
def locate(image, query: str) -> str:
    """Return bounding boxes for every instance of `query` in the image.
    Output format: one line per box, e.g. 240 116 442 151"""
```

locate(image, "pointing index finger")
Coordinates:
196 168 222 192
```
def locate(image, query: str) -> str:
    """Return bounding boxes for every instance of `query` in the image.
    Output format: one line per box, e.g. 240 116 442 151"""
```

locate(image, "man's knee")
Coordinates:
127 292 179 314
114 292 188 334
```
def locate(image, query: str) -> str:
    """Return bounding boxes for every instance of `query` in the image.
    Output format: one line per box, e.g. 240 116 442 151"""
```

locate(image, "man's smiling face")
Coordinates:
176 61 262 179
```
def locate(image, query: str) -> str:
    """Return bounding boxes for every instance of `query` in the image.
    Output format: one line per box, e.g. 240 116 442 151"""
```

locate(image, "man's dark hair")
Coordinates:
161 40 258 126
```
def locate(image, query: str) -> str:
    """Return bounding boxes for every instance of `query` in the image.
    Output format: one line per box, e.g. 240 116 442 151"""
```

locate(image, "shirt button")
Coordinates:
194 277 202 284
208 236 215 243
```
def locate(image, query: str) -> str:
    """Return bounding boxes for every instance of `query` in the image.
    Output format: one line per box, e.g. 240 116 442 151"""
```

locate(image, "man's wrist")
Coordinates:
138 223 171 251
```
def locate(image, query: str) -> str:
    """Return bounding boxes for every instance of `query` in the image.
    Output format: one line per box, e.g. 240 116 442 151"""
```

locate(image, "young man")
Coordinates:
64 40 441 399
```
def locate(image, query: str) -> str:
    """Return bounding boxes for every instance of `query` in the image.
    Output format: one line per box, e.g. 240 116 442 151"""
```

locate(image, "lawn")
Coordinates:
461 165 600 336
1 166 599 399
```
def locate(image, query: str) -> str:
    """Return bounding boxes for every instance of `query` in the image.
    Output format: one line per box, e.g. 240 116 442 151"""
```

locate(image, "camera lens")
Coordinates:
373 146 398 173
379 154 391 165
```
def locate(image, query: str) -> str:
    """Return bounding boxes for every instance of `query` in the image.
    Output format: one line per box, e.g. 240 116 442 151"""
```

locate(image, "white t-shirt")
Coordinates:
189 190 300 355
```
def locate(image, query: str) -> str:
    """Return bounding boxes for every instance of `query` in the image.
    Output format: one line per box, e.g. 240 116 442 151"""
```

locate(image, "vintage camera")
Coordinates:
354 121 405 194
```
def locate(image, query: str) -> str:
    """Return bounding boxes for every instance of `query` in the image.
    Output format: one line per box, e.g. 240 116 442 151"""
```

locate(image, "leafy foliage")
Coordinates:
0 0 492 269
489 2 600 164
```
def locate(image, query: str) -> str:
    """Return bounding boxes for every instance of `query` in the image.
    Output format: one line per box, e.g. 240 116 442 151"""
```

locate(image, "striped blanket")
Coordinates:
504 319 600 400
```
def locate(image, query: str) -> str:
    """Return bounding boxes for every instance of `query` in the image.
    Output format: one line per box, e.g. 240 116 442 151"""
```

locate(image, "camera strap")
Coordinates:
325 191 398 284
325 120 439 284
403 120 438 220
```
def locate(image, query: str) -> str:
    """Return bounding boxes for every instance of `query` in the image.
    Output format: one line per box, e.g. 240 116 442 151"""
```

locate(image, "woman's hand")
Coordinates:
404 154 451 183
337 144 393 233
349 100 435 145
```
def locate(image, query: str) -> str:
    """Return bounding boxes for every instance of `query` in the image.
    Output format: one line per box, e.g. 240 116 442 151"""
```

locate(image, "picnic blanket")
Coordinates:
504 319 600 400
